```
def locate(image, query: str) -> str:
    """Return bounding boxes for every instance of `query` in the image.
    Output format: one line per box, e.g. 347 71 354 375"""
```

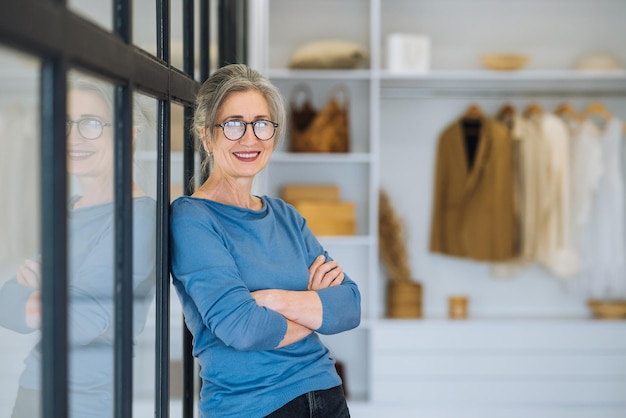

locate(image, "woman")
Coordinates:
0 74 157 417
170 63 361 417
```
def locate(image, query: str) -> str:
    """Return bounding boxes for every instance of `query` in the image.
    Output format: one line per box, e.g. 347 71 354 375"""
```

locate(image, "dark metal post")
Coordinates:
113 1 135 416
217 0 231 66
155 99 172 418
113 82 135 418
41 58 69 418
156 1 172 417
182 3 197 417
199 0 210 82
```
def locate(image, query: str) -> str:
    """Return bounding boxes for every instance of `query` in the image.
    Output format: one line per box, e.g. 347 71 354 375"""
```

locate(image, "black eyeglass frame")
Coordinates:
66 118 113 140
213 119 279 141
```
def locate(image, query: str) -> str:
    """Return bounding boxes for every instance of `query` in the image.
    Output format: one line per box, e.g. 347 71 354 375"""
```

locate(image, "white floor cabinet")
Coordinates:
249 1 626 416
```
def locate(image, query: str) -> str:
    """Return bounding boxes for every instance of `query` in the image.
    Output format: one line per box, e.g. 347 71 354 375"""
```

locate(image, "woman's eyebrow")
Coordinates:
74 113 107 119
222 114 271 120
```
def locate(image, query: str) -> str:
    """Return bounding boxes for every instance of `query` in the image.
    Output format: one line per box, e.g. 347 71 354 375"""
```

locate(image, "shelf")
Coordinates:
271 151 373 163
268 68 372 80
268 69 626 86
381 70 626 97
372 317 611 326
380 69 626 81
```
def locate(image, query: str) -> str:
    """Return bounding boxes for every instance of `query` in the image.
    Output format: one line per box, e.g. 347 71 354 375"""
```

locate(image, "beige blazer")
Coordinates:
430 117 518 261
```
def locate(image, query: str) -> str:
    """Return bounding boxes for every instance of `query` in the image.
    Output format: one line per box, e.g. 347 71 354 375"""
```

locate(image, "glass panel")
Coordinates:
68 0 113 33
135 0 205 76
65 74 160 418
131 93 159 417
171 0 184 71
171 0 205 76
133 0 157 58
66 70 116 417
0 46 41 418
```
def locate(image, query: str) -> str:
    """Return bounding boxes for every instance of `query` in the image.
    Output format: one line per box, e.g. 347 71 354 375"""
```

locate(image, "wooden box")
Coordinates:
281 184 340 204
293 200 356 236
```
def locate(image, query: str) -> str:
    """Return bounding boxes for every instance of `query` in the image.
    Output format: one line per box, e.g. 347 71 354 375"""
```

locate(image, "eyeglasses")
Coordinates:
214 120 278 141
66 118 112 140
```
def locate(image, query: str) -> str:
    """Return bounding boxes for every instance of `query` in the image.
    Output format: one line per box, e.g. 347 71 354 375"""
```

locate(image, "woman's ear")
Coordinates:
200 128 212 154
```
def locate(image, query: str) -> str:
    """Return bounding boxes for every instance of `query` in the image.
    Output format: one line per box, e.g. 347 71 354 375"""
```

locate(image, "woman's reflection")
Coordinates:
0 74 156 418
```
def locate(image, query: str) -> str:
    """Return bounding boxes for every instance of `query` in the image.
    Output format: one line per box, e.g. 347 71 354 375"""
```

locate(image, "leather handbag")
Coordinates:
290 84 350 153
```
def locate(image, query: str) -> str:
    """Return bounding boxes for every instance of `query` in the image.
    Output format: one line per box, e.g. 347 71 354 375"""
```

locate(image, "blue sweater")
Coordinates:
170 196 361 418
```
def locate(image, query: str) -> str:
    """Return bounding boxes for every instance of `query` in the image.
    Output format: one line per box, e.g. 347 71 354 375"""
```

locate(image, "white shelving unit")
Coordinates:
250 1 626 416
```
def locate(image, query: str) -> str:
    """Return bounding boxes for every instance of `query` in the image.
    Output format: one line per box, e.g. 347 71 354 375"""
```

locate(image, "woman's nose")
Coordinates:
66 122 83 141
66 123 77 139
239 124 257 144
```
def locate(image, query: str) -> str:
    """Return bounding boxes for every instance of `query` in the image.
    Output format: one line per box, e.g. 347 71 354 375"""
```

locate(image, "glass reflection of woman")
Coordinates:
0 74 157 418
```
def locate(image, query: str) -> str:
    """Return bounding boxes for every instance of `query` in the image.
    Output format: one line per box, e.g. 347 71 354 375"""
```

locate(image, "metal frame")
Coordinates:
0 0 209 417
40 56 70 418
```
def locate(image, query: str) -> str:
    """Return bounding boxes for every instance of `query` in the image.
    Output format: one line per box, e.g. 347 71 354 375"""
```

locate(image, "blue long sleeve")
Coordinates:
0 196 156 418
170 202 288 351
0 278 36 333
170 195 361 417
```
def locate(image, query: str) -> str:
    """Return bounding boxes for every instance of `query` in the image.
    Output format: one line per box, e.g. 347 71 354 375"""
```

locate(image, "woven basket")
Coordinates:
588 299 626 320
386 280 422 319
480 53 529 71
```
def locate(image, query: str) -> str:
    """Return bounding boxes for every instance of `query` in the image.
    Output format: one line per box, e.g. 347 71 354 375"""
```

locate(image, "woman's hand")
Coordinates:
308 255 344 290
249 255 345 334
16 257 42 289
251 289 275 308
14 257 42 328
25 290 41 329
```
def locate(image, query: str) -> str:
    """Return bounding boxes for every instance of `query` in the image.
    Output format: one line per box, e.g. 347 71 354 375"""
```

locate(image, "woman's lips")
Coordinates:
233 151 260 161
68 150 95 160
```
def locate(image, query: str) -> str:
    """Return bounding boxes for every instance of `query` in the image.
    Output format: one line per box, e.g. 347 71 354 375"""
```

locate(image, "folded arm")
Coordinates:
252 253 360 341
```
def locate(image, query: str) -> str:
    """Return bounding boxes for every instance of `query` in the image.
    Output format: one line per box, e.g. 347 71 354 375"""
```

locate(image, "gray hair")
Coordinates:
192 64 286 175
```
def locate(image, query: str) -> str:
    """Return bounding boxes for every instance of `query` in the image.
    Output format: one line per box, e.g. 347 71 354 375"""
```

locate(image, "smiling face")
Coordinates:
66 88 114 181
208 90 274 181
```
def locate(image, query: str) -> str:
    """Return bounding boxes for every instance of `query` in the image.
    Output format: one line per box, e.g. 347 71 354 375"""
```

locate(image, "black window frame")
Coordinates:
0 0 210 417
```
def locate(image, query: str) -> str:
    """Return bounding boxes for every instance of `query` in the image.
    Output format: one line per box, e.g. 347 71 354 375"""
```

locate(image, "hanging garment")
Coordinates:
528 113 579 278
490 111 532 277
429 116 517 261
570 117 626 298
514 113 545 264
563 118 603 252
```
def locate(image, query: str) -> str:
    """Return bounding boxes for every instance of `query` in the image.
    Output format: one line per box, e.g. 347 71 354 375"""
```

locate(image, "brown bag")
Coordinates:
290 85 350 153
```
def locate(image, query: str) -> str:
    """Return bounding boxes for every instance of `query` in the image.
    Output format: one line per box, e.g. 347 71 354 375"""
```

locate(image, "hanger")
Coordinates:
582 101 612 122
582 102 626 135
496 103 516 120
523 102 543 117
554 102 583 122
462 103 484 121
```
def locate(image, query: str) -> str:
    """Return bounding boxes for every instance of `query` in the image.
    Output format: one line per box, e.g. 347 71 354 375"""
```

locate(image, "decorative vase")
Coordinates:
386 280 422 319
